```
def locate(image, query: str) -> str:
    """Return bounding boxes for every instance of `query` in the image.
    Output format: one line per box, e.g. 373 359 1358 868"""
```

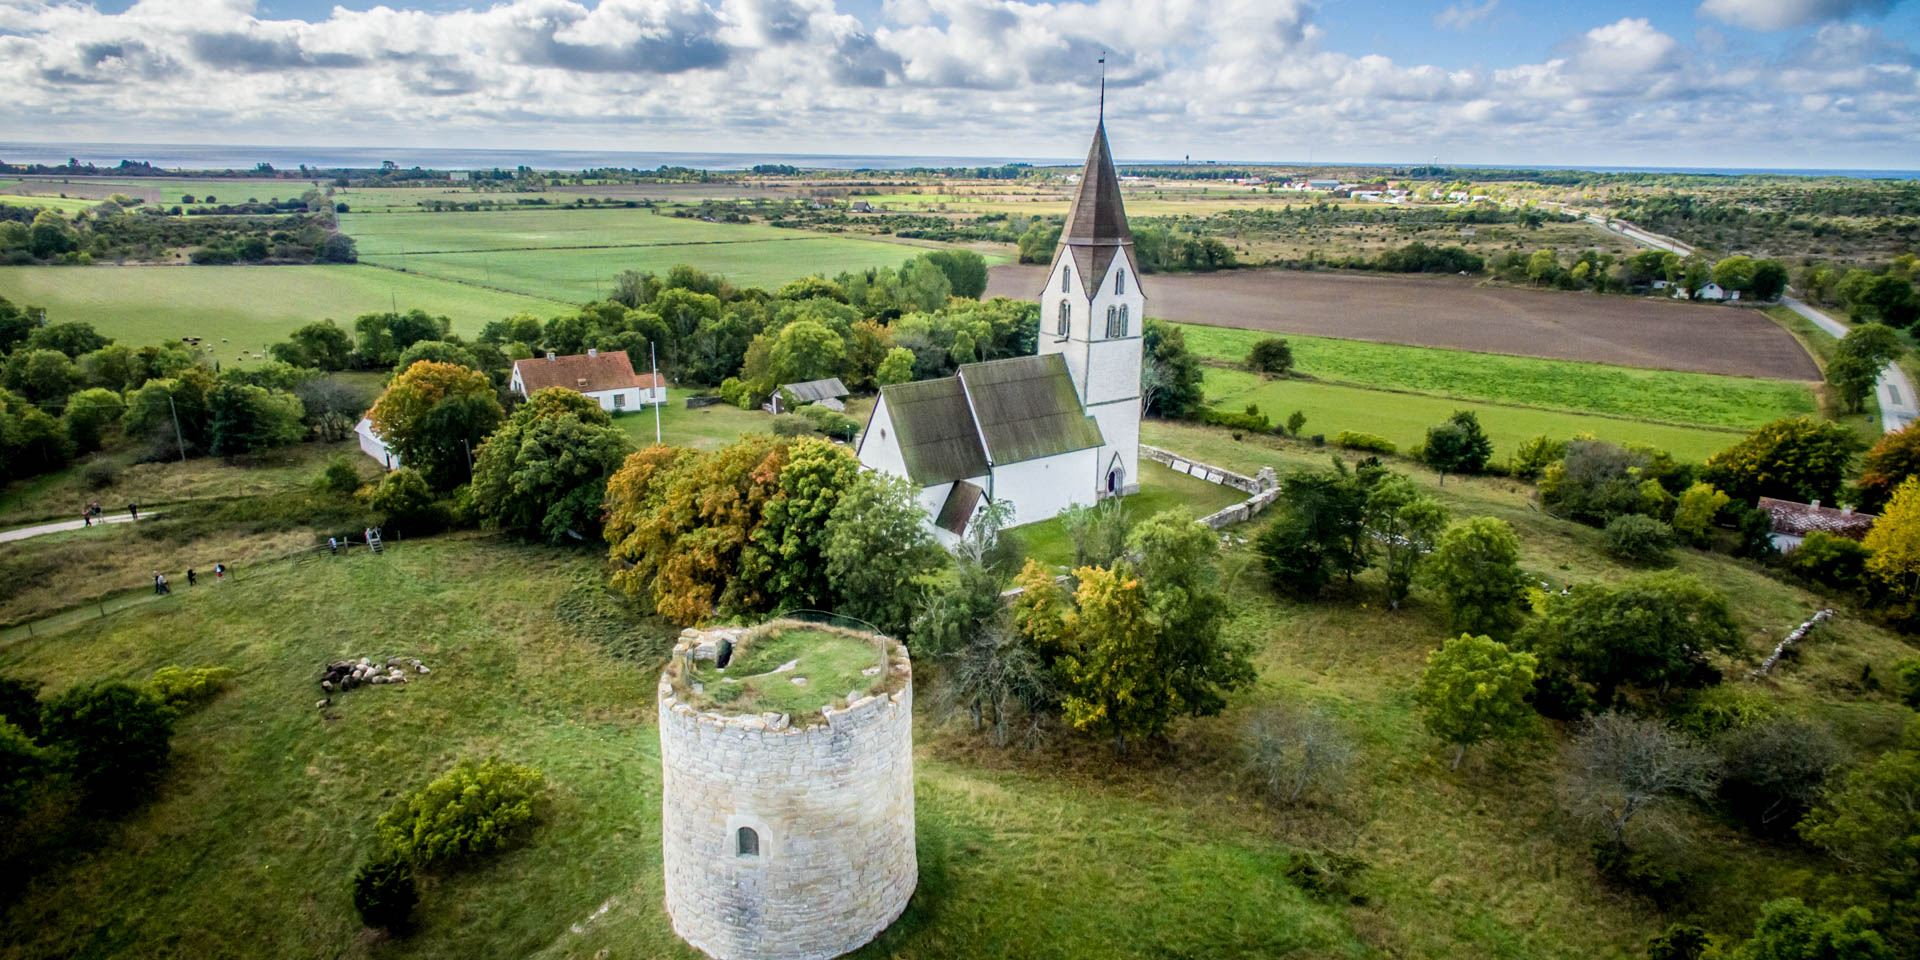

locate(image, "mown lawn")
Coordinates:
1173 323 1816 431
612 391 874 451
1012 459 1250 570
1197 368 1745 462
0 265 566 357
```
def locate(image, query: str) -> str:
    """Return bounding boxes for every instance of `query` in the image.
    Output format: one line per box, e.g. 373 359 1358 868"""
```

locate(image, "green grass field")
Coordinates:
1174 324 1815 432
0 265 566 353
611 392 874 451
339 208 798 254
0 194 103 214
1011 459 1250 569
1198 367 1745 462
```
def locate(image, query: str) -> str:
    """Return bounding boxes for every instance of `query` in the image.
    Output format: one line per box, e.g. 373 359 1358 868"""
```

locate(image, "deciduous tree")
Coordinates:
823 472 944 636
1856 423 1920 512
1703 416 1865 505
1864 476 1920 601
1423 410 1493 483
367 360 503 489
1562 712 1717 847
471 388 630 543
1415 633 1538 769
1520 572 1739 706
1424 517 1529 639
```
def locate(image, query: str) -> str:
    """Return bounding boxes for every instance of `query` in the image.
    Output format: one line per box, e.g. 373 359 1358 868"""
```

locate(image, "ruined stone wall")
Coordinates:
658 636 916 960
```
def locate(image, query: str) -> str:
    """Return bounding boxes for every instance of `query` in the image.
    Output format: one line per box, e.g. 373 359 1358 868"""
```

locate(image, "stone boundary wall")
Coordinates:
1141 444 1283 530
658 632 916 960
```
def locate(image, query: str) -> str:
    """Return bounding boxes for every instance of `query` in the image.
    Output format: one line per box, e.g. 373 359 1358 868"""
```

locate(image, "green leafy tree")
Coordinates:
823 472 944 636
1057 563 1168 752
1723 898 1893 960
1423 410 1493 484
207 382 305 455
0 296 36 354
369 467 435 527
1366 474 1449 609
1017 221 1062 264
1857 423 1920 512
1141 319 1205 418
1856 275 1919 329
1511 435 1567 481
1829 324 1905 413
3 348 81 404
470 388 631 543
1703 416 1865 505
1247 338 1294 375
1256 462 1371 596
1713 255 1756 294
0 719 44 823
745 437 863 610
1672 482 1731 546
875 347 915 386
1415 633 1538 769
26 320 109 358
392 339 481 375
1521 572 1740 706
375 758 547 866
61 387 124 453
367 360 503 489
1748 260 1790 301
1797 720 1920 923
924 250 989 299
1127 510 1252 721
39 680 176 807
1424 517 1529 640
766 320 847 388
1715 715 1841 836
273 320 354 371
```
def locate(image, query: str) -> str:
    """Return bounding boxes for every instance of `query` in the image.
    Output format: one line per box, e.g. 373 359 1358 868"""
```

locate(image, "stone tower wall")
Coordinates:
658 638 915 960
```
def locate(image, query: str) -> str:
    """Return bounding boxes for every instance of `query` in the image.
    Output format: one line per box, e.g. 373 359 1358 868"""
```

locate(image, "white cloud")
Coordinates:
0 0 1914 168
1697 0 1895 31
1434 0 1497 32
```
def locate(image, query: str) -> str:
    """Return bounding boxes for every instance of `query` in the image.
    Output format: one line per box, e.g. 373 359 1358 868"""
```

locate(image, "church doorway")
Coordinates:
1106 464 1125 495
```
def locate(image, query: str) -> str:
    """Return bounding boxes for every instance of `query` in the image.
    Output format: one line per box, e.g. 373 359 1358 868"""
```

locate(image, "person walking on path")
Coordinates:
82 510 91 528
128 503 138 521
187 568 197 587
154 572 169 595
329 536 338 555
214 563 226 583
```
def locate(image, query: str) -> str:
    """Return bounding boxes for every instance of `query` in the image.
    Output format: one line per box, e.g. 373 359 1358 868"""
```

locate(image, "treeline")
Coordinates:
1797 255 1919 327
0 203 355 265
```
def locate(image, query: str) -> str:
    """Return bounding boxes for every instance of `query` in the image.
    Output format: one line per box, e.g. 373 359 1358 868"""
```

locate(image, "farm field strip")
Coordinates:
1198 370 1743 461
338 208 801 254
0 264 566 353
1175 323 1815 431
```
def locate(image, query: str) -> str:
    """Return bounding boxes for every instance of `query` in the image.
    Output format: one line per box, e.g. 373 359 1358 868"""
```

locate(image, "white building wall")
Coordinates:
856 396 910 479
584 386 642 411
354 418 399 470
990 448 1100 529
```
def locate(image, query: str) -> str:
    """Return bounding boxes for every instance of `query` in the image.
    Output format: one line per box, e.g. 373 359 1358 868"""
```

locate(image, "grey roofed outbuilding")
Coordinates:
873 353 1104 487
780 377 850 404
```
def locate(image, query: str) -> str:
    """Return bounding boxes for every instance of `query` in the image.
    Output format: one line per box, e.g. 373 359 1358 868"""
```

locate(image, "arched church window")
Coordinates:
1105 306 1117 339
737 826 759 857
1115 268 1126 295
1057 301 1070 336
1061 267 1072 293
1119 305 1129 337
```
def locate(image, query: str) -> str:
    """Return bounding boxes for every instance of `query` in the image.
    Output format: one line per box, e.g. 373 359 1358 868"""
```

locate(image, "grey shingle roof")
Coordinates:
957 355 1105 465
1062 121 1131 247
877 376 988 486
780 377 849 404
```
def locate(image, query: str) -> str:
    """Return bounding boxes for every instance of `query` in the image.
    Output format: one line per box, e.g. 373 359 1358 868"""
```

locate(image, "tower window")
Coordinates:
1115 269 1126 295
1119 305 1129 337
1105 306 1118 339
736 827 759 858
1061 267 1072 293
1057 301 1070 336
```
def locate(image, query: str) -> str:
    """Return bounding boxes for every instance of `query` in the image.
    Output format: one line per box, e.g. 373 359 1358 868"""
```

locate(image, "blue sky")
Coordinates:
3 0 1916 169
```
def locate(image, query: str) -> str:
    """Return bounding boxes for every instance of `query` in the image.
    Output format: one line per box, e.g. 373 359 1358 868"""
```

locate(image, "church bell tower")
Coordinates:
1035 107 1143 497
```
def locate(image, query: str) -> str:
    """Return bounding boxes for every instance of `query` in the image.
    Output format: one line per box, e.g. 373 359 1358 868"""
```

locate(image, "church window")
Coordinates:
737 827 759 857
1105 306 1118 338
1062 267 1072 293
1115 268 1126 295
1118 305 1129 337
1057 301 1070 336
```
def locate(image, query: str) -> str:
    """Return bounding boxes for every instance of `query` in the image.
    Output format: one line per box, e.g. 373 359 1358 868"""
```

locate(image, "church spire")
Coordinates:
1060 112 1131 248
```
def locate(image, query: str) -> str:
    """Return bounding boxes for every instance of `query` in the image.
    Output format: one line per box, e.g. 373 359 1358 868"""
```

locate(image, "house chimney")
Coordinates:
588 348 598 358
1842 505 1853 516
546 351 556 361
1811 499 1821 510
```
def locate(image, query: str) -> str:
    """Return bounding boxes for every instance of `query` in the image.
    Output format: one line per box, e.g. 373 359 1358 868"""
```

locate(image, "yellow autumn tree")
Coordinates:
1056 564 1173 752
1864 475 1920 600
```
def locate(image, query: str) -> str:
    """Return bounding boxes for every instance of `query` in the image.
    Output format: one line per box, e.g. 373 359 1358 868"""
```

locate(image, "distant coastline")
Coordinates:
1 141 1915 179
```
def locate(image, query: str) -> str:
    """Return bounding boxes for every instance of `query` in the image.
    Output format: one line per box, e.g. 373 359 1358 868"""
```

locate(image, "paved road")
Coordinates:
0 512 155 544
1586 215 1695 257
1783 297 1918 433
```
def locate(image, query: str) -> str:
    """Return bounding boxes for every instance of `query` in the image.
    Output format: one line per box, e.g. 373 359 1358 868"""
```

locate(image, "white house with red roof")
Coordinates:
510 348 665 412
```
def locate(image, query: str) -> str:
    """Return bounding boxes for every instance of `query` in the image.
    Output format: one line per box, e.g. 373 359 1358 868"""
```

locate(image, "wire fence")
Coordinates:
0 530 403 648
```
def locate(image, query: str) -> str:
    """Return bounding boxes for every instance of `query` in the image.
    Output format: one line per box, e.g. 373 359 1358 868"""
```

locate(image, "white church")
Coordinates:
857 116 1144 545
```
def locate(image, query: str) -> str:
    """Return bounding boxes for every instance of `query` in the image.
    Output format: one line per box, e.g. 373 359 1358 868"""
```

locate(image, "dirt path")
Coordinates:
986 265 1819 381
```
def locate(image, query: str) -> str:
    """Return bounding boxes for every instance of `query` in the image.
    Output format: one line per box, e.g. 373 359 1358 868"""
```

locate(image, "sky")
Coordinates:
1 0 1916 169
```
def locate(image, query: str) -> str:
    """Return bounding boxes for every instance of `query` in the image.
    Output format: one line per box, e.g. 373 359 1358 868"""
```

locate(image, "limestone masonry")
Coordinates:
658 621 916 960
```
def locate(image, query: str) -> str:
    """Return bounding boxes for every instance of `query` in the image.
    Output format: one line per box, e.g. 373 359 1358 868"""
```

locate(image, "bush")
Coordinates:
39 681 175 805
1715 715 1841 836
370 467 436 527
1603 514 1674 565
82 458 119 490
769 413 810 437
1510 435 1566 482
1282 850 1368 905
0 675 42 738
1200 403 1271 433
320 458 360 495
0 719 45 821
350 857 418 932
375 758 547 866
1247 338 1294 375
1334 431 1395 454
1670 683 1774 739
1898 658 1920 709
718 376 749 408
1285 411 1306 436
148 665 235 711
1592 840 1689 907
1780 531 1871 593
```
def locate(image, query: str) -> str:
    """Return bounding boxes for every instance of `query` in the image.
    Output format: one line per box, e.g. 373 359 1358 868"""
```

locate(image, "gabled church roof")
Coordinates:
873 354 1104 487
1055 120 1138 300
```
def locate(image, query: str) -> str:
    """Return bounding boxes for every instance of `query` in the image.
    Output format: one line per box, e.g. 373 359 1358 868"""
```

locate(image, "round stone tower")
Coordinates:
657 619 915 960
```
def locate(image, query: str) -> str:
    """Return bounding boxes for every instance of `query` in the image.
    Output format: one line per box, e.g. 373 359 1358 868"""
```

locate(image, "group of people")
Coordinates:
153 563 227 595
79 502 138 529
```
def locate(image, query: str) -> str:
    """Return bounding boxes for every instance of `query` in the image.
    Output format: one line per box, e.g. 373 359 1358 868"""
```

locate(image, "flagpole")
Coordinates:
651 341 662 445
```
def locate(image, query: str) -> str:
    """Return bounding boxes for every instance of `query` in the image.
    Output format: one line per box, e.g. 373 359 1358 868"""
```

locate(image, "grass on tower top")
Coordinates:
685 625 889 719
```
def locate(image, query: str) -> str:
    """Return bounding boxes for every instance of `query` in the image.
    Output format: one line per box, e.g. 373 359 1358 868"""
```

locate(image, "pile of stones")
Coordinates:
316 656 430 708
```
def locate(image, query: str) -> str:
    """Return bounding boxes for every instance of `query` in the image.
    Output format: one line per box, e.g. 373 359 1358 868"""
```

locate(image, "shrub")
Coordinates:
1510 435 1566 482
0 675 42 738
769 413 810 437
1592 840 1689 907
1282 850 1368 905
39 681 176 805
1285 411 1306 436
1247 338 1294 375
1200 403 1270 433
1671 482 1730 546
82 458 119 490
1781 531 1871 593
320 458 360 495
375 758 547 866
1242 704 1354 806
370 467 435 526
1644 923 1712 960
1898 658 1920 709
350 857 418 932
148 665 235 711
0 719 45 821
718 376 749 408
1334 431 1396 454
1603 514 1674 565
1715 715 1841 836
1670 684 1774 740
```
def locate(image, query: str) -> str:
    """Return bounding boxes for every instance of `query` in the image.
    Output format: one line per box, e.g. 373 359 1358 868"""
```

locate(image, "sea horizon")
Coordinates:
2 140 1916 180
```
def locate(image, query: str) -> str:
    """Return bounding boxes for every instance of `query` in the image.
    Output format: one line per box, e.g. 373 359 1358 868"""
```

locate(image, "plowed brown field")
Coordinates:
985 265 1819 381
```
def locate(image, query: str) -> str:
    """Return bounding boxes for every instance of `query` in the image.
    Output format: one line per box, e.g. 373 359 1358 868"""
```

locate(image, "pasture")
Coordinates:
1174 323 1815 431
342 207 940 299
988 265 1821 381
0 265 564 354
611 391 874 452
1197 368 1743 461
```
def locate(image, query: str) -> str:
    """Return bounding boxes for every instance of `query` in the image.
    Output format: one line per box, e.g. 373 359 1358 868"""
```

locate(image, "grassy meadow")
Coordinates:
1174 323 1816 432
4 416 1914 959
1011 459 1250 569
0 265 565 356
